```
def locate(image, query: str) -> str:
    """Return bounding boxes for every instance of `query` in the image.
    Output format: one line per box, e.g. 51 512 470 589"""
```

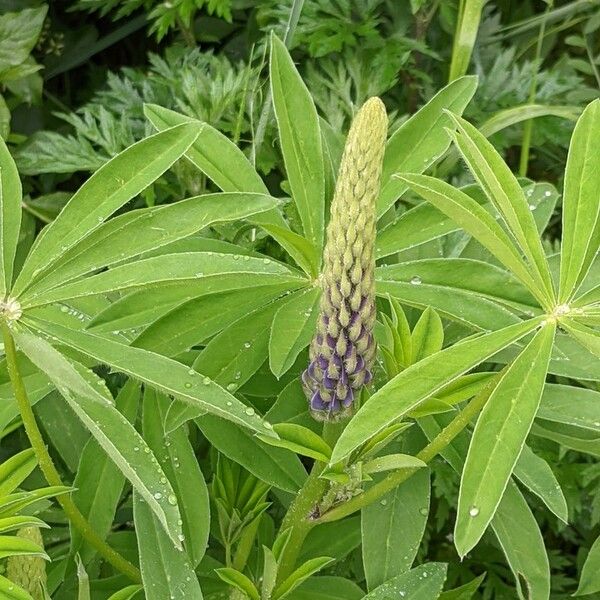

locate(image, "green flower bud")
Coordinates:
7 527 47 600
303 97 388 421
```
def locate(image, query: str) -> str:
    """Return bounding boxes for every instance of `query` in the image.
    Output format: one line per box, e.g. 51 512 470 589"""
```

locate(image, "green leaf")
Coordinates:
492 482 550 600
25 319 276 437
438 574 485 599
0 137 22 296
286 576 363 600
362 469 430 589
70 380 140 563
258 423 332 463
538 383 600 434
0 486 71 517
455 322 555 557
13 123 203 297
411 307 444 362
143 104 266 194
331 317 542 463
143 389 210 567
194 416 307 493
261 224 320 278
273 557 334 600
363 563 447 599
0 448 36 497
377 259 529 331
444 112 554 303
563 318 600 359
362 454 427 475
134 285 290 358
448 0 485 80
378 76 477 216
24 192 281 298
216 568 260 600
0 574 31 600
0 534 48 560
376 203 458 260
397 174 543 304
300 518 361 563
76 554 90 600
558 99 600 302
270 34 325 248
143 104 288 233
269 287 320 377
0 7 47 71
513 444 568 523
13 328 184 547
575 534 600 595
133 491 203 600
0 515 47 534
25 252 304 308
107 585 143 600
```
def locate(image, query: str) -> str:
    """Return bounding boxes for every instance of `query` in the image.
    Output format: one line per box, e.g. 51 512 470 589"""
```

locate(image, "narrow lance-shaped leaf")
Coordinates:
331 317 543 463
558 99 600 302
270 33 325 248
133 491 203 600
13 328 184 547
0 138 22 297
377 76 477 217
455 321 555 557
23 192 281 298
444 112 555 304
12 123 202 297
397 174 544 305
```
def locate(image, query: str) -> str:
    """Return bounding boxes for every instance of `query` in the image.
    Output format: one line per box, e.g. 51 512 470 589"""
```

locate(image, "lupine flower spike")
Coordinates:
302 97 388 421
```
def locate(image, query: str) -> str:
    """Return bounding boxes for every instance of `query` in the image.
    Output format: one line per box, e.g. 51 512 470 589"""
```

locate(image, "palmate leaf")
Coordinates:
0 137 22 297
22 192 281 298
13 327 184 547
559 99 600 302
12 123 203 297
454 321 555 557
270 33 325 249
331 317 543 463
23 318 277 438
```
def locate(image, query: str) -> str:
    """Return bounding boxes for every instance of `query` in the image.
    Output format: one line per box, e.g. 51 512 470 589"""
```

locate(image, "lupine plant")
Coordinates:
0 30 599 600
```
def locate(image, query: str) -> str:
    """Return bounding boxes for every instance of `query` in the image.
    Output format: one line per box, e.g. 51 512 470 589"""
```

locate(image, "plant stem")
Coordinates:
1 322 141 584
275 420 341 584
315 374 498 524
519 2 551 177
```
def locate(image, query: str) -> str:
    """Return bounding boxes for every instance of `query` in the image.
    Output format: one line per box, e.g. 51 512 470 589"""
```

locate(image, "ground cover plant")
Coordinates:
0 1 599 599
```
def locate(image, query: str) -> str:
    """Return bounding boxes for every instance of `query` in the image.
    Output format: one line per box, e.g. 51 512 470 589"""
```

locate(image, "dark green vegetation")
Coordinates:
0 1 599 598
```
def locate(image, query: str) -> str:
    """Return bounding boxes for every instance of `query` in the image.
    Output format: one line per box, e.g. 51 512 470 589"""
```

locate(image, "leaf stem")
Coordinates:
1 321 141 583
314 374 498 523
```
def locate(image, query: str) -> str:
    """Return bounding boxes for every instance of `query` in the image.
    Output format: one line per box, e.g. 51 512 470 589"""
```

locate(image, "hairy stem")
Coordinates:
1 322 141 583
275 421 342 584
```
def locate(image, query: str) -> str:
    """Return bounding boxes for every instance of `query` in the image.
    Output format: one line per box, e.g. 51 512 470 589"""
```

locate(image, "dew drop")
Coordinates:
227 383 237 392
184 382 192 389
202 377 211 385
264 422 273 430
544 190 552 197
469 506 479 517
245 407 255 416
188 369 195 376
380 499 388 506
410 276 422 285
154 492 162 500
419 507 428 516
244 342 252 349
167 494 178 506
